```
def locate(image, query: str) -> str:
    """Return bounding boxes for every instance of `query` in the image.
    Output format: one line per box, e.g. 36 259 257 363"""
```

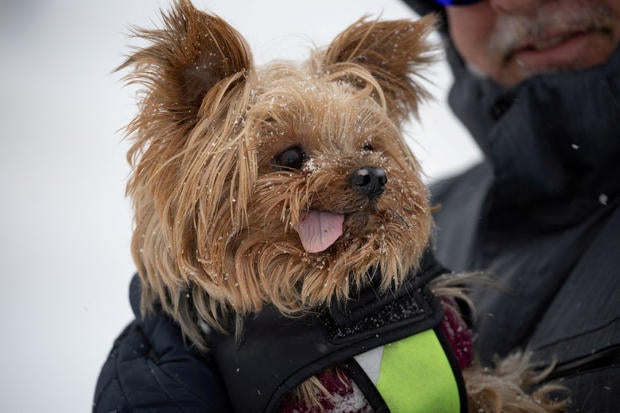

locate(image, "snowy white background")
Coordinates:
0 0 480 411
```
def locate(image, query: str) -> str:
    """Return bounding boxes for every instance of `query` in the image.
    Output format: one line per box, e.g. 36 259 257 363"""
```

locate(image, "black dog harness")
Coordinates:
208 254 467 412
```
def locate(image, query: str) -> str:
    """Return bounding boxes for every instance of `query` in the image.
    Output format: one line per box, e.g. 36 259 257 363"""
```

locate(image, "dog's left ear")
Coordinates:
322 14 436 123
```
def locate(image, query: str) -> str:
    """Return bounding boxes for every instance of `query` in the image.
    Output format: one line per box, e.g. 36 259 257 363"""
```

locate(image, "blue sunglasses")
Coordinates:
434 0 482 5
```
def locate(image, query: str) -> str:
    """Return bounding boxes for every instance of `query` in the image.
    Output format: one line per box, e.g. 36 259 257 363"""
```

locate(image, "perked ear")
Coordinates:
118 0 253 124
322 14 437 123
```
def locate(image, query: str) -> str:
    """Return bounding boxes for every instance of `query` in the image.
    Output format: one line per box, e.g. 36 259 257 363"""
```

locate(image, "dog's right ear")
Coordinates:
321 15 436 124
118 0 253 124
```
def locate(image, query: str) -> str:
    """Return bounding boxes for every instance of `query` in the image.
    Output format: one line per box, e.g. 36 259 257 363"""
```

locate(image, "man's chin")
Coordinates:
515 32 613 75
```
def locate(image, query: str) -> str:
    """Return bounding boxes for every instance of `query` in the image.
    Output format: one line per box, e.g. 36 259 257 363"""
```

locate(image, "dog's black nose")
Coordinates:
350 167 387 199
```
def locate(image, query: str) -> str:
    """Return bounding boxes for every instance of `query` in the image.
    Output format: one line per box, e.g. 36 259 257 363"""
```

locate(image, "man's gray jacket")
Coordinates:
404 1 620 410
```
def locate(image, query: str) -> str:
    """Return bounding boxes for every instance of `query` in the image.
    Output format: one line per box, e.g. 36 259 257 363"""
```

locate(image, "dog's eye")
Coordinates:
273 146 306 170
362 143 374 152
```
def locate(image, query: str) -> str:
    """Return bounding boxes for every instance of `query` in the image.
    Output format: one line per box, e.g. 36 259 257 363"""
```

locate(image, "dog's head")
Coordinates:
122 0 436 345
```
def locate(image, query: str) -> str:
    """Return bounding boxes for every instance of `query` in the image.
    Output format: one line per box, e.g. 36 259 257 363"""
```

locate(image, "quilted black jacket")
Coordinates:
93 276 232 412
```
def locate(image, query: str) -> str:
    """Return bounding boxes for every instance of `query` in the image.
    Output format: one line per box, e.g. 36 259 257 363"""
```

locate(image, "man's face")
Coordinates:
446 0 620 87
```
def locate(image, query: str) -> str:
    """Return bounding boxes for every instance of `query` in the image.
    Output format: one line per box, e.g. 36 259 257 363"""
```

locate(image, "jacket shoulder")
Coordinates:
429 161 491 209
94 314 231 413
428 162 492 271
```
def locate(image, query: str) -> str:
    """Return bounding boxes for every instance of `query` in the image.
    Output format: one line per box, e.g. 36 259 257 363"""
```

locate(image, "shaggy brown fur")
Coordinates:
119 1 567 411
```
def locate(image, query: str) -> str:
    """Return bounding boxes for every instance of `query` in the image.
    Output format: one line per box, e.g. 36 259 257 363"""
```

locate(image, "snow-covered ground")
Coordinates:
0 1 480 411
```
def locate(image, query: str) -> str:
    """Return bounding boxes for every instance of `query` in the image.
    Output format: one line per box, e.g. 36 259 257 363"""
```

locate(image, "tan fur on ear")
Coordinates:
120 0 258 345
321 14 437 123
118 0 254 124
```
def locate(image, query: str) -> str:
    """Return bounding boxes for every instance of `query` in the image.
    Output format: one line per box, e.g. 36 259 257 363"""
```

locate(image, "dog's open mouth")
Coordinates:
295 210 344 253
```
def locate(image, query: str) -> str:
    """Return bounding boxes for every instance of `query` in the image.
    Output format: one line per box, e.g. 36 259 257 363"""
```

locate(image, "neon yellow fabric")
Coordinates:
375 329 460 413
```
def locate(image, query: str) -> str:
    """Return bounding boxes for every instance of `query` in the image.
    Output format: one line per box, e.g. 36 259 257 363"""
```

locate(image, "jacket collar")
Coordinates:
447 43 620 227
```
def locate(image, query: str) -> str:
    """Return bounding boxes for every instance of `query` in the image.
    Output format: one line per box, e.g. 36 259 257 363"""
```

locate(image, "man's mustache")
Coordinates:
488 2 616 63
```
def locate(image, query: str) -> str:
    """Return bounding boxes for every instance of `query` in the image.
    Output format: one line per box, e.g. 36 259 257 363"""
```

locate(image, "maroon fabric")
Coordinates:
439 297 474 370
279 369 370 412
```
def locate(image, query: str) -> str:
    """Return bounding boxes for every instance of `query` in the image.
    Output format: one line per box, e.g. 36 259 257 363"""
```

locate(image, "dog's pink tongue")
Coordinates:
296 211 344 253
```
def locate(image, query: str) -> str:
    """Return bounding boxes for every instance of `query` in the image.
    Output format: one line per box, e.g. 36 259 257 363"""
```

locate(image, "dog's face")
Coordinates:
122 0 435 344
246 72 431 310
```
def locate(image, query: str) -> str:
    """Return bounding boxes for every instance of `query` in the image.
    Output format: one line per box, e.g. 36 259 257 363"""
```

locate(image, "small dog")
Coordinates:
120 1 566 412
